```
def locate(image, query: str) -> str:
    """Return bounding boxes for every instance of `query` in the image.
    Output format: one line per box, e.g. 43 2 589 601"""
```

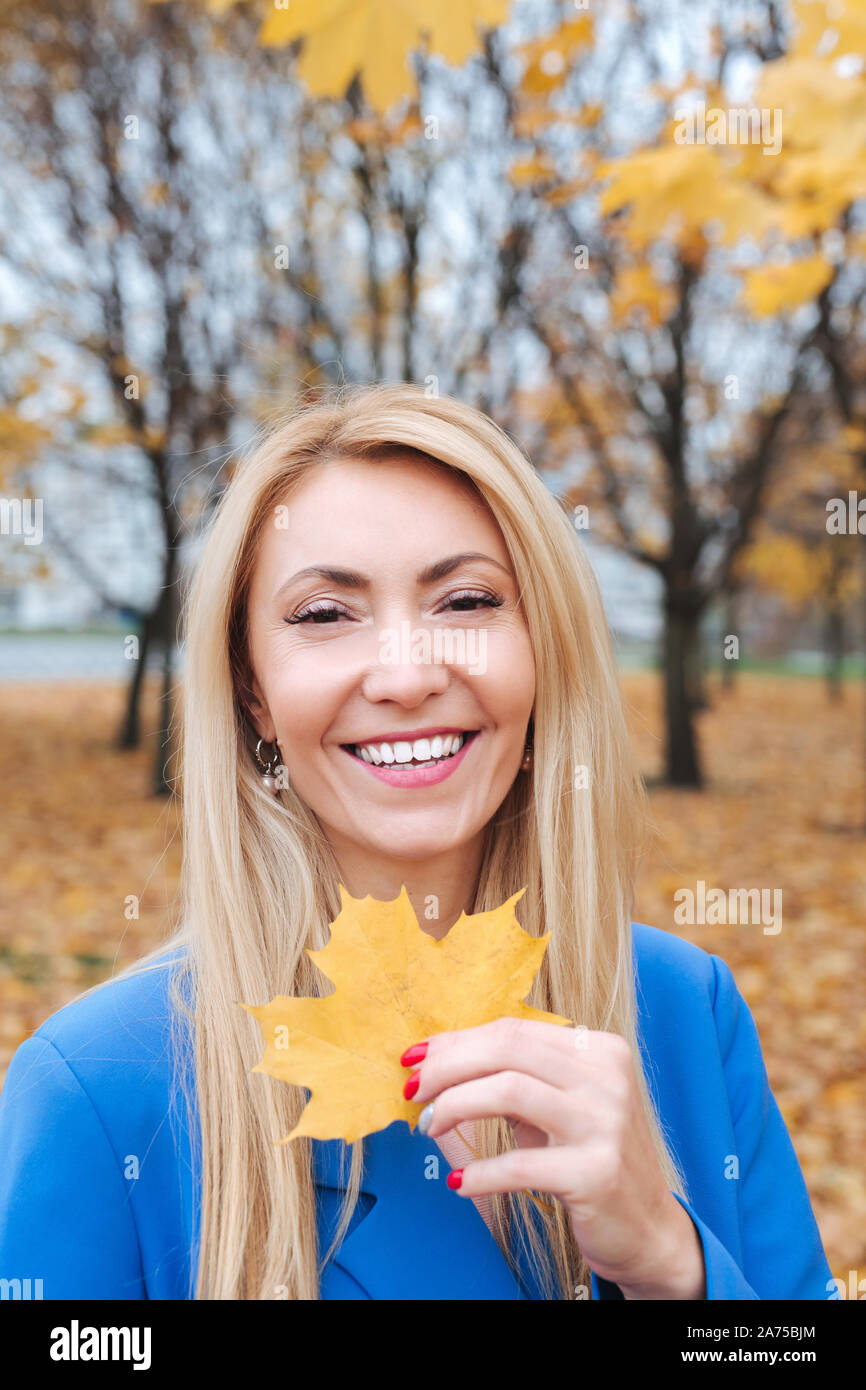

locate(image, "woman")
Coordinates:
0 383 832 1300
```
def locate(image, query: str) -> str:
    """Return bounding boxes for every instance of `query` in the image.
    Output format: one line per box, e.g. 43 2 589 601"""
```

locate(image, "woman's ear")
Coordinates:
239 670 277 744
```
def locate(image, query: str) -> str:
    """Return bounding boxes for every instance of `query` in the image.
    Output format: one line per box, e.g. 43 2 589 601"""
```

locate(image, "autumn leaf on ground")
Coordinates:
241 885 572 1144
256 0 511 112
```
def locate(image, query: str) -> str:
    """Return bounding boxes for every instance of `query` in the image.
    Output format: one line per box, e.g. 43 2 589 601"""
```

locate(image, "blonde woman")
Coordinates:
0 384 831 1300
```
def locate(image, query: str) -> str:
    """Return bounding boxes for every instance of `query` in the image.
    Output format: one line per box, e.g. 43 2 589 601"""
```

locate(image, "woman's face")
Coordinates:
245 454 535 867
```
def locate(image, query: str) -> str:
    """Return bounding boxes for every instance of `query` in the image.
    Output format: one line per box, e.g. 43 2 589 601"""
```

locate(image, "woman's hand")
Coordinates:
401 1017 706 1300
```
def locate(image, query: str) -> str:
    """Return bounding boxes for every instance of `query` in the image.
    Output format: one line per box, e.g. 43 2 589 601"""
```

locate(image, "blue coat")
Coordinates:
0 923 833 1300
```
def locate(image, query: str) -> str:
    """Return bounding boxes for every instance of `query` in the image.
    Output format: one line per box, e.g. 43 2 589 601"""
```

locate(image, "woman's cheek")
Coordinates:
474 625 535 717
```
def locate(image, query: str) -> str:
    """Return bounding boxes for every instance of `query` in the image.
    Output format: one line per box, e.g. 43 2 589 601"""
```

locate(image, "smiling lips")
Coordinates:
341 728 480 788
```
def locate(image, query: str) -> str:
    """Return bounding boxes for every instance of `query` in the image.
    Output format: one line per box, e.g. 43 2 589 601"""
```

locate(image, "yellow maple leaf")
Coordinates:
758 57 866 158
515 15 594 97
257 0 511 113
790 0 866 61
543 172 597 206
609 264 677 326
242 885 572 1144
597 144 775 249
508 152 557 186
742 253 834 317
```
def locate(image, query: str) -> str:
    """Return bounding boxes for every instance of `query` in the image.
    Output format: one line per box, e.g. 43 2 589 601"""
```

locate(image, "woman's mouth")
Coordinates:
340 730 480 788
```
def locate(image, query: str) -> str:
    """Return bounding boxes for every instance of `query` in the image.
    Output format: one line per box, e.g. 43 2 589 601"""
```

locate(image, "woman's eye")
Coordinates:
284 591 503 623
285 603 350 625
441 590 504 613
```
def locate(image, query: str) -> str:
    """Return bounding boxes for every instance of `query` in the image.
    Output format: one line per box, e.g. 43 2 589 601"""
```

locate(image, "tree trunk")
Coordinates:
824 600 844 702
823 543 847 703
117 613 152 749
153 631 174 797
152 586 176 798
721 591 739 692
151 537 180 798
685 617 708 711
662 602 703 787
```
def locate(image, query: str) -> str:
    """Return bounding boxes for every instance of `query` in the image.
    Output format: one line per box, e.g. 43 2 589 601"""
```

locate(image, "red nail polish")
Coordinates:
446 1168 463 1190
400 1042 429 1067
403 1070 421 1100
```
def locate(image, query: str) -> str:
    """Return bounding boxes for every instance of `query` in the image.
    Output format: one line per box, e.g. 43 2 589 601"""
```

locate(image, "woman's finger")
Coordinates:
420 1071 589 1145
448 1143 597 1204
407 1017 621 1108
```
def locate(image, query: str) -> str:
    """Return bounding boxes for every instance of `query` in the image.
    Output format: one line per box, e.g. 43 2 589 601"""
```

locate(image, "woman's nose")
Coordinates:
359 620 452 705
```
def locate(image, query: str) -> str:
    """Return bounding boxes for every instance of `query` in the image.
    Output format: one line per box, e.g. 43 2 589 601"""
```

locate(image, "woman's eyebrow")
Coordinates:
272 552 511 603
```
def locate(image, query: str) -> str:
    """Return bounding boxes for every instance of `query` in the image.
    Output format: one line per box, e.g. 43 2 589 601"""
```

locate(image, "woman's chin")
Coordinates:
346 823 482 868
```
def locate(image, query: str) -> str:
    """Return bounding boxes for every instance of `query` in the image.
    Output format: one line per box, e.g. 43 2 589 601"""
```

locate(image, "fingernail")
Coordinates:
403 1070 421 1100
417 1102 434 1134
400 1042 429 1067
446 1168 463 1190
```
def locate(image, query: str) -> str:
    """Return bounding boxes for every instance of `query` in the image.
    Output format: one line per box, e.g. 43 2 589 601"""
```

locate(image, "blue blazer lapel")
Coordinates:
312 1121 550 1300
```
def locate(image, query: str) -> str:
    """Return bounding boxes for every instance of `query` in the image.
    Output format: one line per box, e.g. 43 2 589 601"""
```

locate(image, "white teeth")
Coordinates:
351 732 471 765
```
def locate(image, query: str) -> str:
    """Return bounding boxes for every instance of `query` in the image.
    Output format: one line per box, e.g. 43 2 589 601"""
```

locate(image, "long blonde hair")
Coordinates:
112 382 689 1299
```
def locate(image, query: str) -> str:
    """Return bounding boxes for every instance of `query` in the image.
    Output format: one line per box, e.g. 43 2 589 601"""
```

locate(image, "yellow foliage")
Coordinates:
742 254 834 316
515 15 594 97
840 423 866 451
0 410 51 481
597 144 774 249
771 184 861 239
609 265 677 326
577 102 603 128
509 153 557 186
254 0 510 112
790 0 866 60
542 171 597 206
143 425 167 450
242 885 571 1144
84 422 137 447
742 535 827 603
142 181 169 207
758 58 866 160
345 109 424 145
595 9 866 288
